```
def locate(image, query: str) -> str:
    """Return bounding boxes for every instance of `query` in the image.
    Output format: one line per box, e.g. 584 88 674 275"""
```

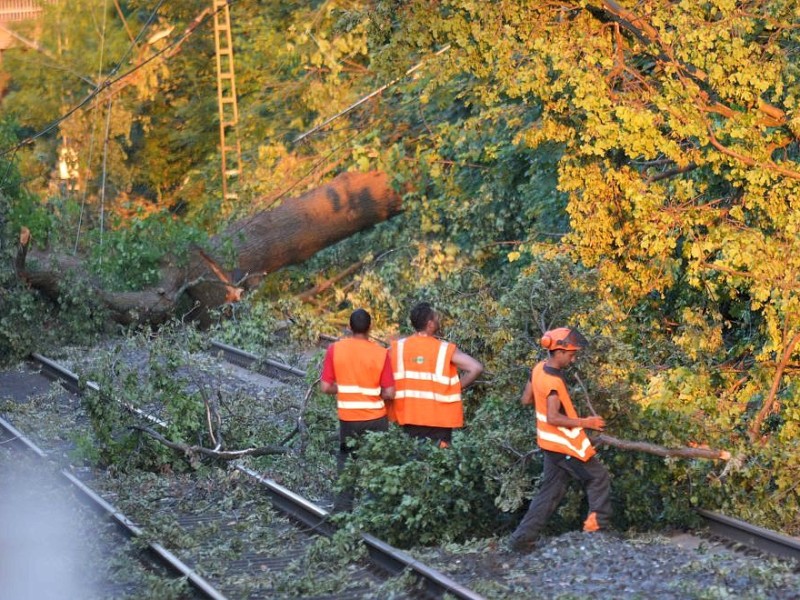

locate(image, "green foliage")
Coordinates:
340 427 501 547
5 191 57 246
0 264 106 366
79 323 258 470
0 120 108 363
208 297 284 353
86 212 206 291
0 274 50 363
80 379 140 469
70 431 101 465
2 0 799 542
55 272 110 343
0 118 23 200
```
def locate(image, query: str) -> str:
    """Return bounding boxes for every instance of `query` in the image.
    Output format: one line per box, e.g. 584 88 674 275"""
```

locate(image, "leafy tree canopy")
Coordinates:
1 0 798 537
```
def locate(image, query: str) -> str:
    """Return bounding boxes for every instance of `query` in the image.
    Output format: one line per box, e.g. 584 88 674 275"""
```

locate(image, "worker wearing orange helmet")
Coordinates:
508 327 611 552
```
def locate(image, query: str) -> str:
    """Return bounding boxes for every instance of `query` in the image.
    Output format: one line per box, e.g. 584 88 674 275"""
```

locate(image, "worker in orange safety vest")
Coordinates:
388 302 483 447
320 308 395 512
508 327 612 552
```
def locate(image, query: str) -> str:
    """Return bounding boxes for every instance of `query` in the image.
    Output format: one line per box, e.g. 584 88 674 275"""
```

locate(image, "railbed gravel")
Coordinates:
413 531 800 599
15 338 800 599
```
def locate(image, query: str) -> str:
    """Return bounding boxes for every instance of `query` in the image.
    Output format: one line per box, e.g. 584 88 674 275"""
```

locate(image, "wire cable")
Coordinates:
0 0 229 160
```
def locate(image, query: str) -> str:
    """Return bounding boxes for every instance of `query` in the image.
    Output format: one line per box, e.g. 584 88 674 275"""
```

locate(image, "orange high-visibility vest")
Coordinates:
532 361 596 461
389 334 463 428
332 338 388 422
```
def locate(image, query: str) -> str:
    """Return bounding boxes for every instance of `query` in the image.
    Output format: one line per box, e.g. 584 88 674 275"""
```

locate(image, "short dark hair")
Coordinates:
349 308 371 334
409 302 435 332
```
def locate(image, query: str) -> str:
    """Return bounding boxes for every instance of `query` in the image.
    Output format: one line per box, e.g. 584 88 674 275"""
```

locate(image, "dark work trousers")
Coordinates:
401 424 453 447
509 449 612 547
334 416 388 512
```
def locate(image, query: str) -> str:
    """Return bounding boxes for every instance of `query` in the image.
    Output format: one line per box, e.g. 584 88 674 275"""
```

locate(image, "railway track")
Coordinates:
696 509 800 563
3 348 485 599
0 412 223 599
211 340 800 567
3 340 799 599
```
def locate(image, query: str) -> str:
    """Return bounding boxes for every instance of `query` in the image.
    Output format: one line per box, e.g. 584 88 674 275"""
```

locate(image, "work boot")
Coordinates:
506 536 537 554
583 511 601 532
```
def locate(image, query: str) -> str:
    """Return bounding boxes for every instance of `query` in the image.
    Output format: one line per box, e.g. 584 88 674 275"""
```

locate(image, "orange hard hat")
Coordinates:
540 327 588 351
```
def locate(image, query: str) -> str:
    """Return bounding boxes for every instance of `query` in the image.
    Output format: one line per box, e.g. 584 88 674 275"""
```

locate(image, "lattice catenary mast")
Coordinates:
211 0 241 203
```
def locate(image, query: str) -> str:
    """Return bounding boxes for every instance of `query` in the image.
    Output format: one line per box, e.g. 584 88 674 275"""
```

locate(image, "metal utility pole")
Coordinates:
211 0 241 204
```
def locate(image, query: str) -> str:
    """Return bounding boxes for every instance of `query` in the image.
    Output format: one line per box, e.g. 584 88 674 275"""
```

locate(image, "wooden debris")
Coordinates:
595 433 731 461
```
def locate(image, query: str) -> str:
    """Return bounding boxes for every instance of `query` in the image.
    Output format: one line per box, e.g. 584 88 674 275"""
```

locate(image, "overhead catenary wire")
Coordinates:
107 0 168 81
75 0 114 253
3 0 448 220
4 2 445 184
0 0 237 162
292 44 451 145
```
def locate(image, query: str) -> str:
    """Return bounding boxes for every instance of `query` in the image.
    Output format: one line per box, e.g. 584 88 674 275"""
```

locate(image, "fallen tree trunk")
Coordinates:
15 170 402 325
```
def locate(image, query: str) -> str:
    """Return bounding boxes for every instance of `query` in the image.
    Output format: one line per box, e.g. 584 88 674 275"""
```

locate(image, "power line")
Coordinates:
292 44 450 145
0 0 230 160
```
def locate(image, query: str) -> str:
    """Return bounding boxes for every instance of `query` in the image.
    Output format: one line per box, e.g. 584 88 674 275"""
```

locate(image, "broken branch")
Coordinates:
595 433 731 460
133 425 289 460
297 260 365 302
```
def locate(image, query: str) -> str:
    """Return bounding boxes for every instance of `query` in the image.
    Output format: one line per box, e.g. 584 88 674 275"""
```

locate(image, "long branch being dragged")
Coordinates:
595 433 731 461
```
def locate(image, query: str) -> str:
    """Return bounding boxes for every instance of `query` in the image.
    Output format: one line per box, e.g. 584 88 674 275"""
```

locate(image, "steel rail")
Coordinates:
236 464 484 599
31 351 799 596
211 340 487 600
210 341 307 378
696 509 800 562
0 414 227 600
33 352 166 427
33 349 486 599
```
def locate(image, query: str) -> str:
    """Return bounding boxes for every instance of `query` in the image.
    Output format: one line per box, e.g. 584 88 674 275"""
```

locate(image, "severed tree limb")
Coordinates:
15 170 403 326
195 380 223 450
749 329 800 442
297 260 364 302
197 248 243 304
280 379 320 449
133 425 288 461
296 378 320 452
573 372 730 461
594 433 731 461
500 441 538 464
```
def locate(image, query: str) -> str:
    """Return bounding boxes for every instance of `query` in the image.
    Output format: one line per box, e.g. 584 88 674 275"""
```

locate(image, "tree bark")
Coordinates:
595 433 731 461
15 171 402 325
133 425 289 463
748 330 800 442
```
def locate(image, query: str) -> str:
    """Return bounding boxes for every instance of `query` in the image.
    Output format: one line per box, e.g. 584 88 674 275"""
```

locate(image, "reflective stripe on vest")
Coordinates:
535 412 594 458
532 362 595 461
332 338 388 422
390 335 463 427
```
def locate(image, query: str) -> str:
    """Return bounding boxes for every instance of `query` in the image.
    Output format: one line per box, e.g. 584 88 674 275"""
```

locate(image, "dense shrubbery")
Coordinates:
1 0 798 545
0 122 108 365
290 241 797 543
343 428 503 546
